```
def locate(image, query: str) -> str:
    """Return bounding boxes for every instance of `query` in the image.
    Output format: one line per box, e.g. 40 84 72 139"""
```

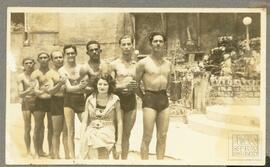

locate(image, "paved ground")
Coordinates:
5 102 251 165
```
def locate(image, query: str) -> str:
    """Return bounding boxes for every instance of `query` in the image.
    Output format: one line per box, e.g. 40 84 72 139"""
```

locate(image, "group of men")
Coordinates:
17 32 172 160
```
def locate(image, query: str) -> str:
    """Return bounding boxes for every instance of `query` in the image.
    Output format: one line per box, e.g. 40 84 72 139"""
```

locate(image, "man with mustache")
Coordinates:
136 32 172 160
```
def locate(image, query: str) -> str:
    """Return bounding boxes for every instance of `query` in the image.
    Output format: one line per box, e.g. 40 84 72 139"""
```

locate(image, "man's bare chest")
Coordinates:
115 62 136 77
145 61 170 76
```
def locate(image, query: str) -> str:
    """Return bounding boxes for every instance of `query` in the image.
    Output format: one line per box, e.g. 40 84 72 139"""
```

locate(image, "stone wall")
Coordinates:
9 13 126 102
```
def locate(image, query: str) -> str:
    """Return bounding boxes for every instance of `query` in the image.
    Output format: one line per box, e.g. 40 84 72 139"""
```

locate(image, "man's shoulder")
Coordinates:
80 63 90 71
17 73 25 81
111 94 120 102
164 58 171 65
80 62 89 68
58 66 65 73
31 69 41 77
110 58 121 65
100 60 112 67
47 69 59 77
32 69 40 74
138 56 150 65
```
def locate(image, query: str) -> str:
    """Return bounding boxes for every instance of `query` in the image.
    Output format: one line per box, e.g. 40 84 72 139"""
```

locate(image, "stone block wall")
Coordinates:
9 13 127 103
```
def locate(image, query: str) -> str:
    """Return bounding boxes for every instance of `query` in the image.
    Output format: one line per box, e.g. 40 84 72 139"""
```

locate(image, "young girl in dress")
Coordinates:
80 74 123 159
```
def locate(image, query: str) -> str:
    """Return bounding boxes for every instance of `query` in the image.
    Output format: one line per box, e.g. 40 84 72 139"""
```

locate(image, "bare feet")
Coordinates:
65 155 71 159
38 151 48 157
33 153 40 159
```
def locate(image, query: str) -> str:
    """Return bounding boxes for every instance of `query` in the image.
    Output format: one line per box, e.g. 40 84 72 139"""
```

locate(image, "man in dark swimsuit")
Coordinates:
17 57 36 157
47 50 69 159
136 32 172 160
111 35 137 159
58 45 88 159
31 52 53 158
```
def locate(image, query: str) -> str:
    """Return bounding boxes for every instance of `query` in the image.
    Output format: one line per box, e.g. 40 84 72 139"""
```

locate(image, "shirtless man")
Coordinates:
58 45 88 159
80 40 111 98
136 32 172 160
17 57 36 156
31 52 53 158
47 50 69 159
111 35 137 159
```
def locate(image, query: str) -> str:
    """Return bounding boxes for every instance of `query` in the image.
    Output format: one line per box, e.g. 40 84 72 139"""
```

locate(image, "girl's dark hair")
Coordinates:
93 73 115 94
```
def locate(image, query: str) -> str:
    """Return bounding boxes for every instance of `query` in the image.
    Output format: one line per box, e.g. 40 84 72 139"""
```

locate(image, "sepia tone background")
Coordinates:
9 12 260 103
6 9 266 165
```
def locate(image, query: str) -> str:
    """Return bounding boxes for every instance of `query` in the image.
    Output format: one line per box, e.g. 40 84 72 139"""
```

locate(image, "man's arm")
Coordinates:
115 100 123 154
166 62 173 92
135 60 145 99
31 72 44 96
110 62 116 79
59 68 87 93
110 61 128 92
65 76 87 93
17 75 32 98
47 75 65 95
111 64 128 92
80 98 90 141
115 100 123 144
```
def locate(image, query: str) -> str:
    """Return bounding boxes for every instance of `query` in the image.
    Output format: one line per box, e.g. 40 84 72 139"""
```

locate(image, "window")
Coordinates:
11 13 25 32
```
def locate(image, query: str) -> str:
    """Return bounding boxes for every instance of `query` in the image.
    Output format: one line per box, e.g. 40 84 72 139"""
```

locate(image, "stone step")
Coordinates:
206 105 260 127
188 114 260 137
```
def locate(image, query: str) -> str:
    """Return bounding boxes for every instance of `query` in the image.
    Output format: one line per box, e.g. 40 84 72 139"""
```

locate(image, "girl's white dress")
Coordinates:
80 93 119 159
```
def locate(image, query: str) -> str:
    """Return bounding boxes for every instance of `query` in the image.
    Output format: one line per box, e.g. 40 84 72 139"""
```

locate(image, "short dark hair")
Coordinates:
86 40 101 51
148 32 166 43
37 51 50 59
93 73 115 95
63 44 77 54
50 50 63 60
22 57 35 65
119 35 134 45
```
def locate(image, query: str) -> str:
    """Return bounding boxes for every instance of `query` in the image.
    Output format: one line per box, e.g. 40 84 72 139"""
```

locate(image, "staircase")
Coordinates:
188 105 260 137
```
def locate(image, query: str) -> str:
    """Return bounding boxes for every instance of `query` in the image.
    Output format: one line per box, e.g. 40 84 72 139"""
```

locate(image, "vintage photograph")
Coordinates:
6 7 266 165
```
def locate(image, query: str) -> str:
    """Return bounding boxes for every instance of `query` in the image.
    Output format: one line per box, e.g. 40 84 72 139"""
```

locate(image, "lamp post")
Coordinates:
242 17 252 51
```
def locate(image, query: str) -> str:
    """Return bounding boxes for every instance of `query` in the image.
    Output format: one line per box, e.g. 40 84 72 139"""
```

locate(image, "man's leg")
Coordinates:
47 111 53 157
51 115 63 159
38 121 45 156
121 108 137 159
33 110 45 158
64 107 75 159
62 119 70 159
140 108 157 160
77 112 83 122
156 108 170 160
22 110 32 155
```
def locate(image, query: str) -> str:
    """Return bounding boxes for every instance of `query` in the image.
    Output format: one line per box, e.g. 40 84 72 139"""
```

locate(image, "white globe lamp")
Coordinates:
243 17 252 26
242 17 252 51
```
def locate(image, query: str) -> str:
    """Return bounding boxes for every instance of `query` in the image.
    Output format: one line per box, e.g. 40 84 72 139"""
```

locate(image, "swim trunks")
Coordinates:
142 90 169 112
64 93 85 113
21 96 36 112
115 91 136 112
35 98 51 112
51 96 64 116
